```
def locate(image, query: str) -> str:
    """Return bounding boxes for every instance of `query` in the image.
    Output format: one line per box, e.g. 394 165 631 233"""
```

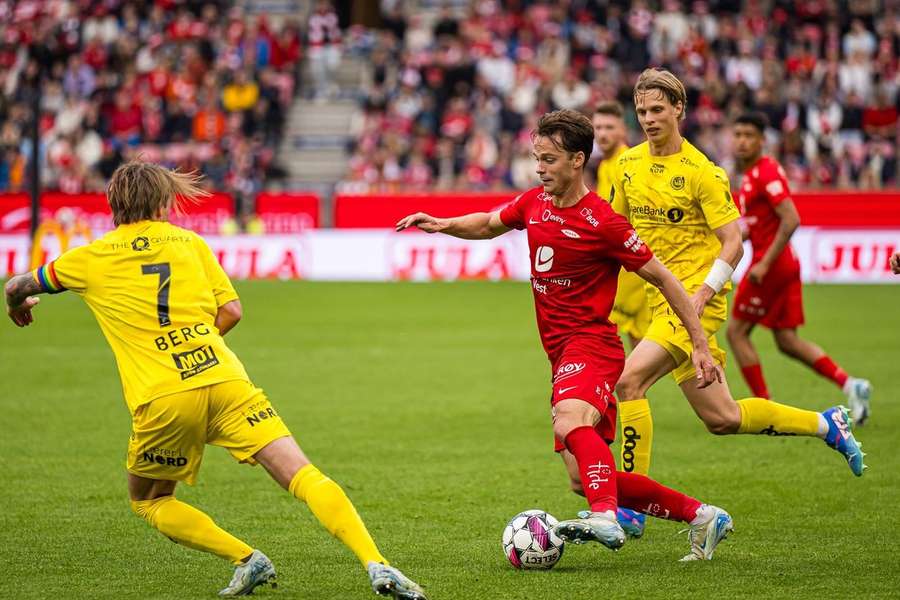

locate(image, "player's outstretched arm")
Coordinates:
215 299 242 336
395 211 510 240
637 258 721 387
692 220 744 316
4 274 44 327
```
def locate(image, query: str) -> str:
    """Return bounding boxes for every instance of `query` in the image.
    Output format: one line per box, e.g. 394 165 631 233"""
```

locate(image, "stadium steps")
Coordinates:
278 97 359 225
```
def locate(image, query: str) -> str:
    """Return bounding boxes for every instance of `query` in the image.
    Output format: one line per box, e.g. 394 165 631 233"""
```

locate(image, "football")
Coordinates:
502 510 565 570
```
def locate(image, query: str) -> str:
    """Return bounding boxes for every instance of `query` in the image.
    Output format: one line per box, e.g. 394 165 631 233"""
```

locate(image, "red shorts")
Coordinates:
550 353 622 453
732 262 805 329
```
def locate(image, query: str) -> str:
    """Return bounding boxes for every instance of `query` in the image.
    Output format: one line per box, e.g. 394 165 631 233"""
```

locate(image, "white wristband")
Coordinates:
703 258 734 293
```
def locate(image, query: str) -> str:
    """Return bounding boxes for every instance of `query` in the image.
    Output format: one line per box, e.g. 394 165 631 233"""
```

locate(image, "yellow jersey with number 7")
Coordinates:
32 220 249 414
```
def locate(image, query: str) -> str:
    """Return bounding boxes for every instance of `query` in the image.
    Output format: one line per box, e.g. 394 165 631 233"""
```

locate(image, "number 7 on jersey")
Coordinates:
142 262 172 327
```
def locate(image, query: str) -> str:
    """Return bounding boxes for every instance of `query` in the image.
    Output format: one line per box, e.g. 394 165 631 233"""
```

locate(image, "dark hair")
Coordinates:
534 109 594 162
734 112 769 133
594 101 625 119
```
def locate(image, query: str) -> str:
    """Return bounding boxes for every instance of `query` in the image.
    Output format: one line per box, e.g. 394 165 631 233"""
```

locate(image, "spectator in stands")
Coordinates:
307 0 342 101
0 3 304 204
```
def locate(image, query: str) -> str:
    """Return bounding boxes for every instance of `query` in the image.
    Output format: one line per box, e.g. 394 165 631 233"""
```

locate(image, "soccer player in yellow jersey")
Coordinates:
593 101 650 350
4 162 426 599
609 69 866 537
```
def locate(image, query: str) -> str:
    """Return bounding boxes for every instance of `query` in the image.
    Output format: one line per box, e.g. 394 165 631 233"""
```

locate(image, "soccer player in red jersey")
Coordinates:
725 113 872 424
396 110 735 561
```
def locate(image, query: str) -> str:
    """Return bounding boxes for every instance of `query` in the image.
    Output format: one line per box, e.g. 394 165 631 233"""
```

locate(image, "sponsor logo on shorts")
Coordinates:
621 425 642 472
171 345 220 380
141 447 188 467
553 361 585 383
246 406 280 427
586 461 613 490
557 385 578 396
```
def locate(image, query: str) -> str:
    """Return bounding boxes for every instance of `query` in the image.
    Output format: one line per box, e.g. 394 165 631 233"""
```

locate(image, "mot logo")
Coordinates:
172 345 220 380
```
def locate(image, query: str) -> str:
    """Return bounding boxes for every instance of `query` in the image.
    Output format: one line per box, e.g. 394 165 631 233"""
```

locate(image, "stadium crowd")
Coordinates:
342 0 900 193
0 0 302 210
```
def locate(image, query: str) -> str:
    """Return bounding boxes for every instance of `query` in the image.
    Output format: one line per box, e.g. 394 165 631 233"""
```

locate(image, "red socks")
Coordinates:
740 364 770 398
812 356 848 388
563 426 617 514
616 471 702 523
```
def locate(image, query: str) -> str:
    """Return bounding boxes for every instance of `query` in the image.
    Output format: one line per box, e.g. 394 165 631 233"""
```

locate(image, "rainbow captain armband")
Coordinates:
32 262 66 294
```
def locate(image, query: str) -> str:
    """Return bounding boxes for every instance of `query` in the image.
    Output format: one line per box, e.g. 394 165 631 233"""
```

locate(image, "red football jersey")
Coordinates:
499 187 653 366
737 156 800 269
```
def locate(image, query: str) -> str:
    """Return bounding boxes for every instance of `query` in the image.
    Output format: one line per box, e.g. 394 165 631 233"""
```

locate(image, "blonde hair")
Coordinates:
633 68 688 121
107 161 210 226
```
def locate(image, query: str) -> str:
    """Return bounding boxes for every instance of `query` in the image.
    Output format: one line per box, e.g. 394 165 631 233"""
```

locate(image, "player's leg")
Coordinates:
678 373 867 475
773 328 871 423
551 398 625 550
559 449 585 497
726 317 770 398
615 339 678 476
207 381 425 598
616 471 733 561
126 389 272 597
128 474 258 565
253 436 426 599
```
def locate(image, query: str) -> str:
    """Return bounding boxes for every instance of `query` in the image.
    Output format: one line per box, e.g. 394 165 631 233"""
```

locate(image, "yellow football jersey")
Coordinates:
32 220 249 414
610 139 740 309
596 143 628 208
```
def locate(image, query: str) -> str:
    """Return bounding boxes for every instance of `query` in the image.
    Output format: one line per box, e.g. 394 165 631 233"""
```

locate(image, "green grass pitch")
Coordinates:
1 281 898 599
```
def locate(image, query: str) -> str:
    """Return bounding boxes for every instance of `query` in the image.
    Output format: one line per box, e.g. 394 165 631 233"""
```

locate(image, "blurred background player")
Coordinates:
726 112 872 424
397 109 734 562
892 252 900 274
594 101 650 352
611 69 867 536
5 162 426 600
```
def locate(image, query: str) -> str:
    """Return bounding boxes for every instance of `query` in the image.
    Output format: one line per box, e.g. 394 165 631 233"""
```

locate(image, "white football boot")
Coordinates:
679 505 734 561
843 377 872 425
218 549 276 596
553 510 626 550
367 562 428 600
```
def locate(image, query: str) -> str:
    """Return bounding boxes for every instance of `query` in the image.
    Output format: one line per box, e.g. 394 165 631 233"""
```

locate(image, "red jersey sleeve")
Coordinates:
498 192 529 230
759 159 791 207
599 209 653 272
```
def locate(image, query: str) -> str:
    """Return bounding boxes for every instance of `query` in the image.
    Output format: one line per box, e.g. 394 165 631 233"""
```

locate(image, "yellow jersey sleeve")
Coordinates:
696 164 740 230
609 158 629 218
196 234 239 307
33 243 92 294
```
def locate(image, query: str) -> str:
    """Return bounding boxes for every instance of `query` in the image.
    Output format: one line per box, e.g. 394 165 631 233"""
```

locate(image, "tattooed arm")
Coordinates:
5 274 44 327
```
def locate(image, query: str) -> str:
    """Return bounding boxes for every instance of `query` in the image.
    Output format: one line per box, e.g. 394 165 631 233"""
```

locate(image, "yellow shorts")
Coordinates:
126 380 292 485
609 270 651 339
644 292 728 385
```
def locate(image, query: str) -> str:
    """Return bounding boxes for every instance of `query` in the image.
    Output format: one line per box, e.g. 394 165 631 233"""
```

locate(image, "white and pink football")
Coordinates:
501 509 565 570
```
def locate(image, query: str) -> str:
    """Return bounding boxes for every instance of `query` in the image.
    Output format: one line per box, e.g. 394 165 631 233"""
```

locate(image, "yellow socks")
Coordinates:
131 496 253 565
736 397 820 436
618 398 653 474
289 464 386 566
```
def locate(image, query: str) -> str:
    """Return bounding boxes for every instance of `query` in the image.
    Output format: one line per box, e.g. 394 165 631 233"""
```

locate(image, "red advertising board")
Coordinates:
334 191 900 228
255 192 320 231
0 191 235 234
333 193 517 228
